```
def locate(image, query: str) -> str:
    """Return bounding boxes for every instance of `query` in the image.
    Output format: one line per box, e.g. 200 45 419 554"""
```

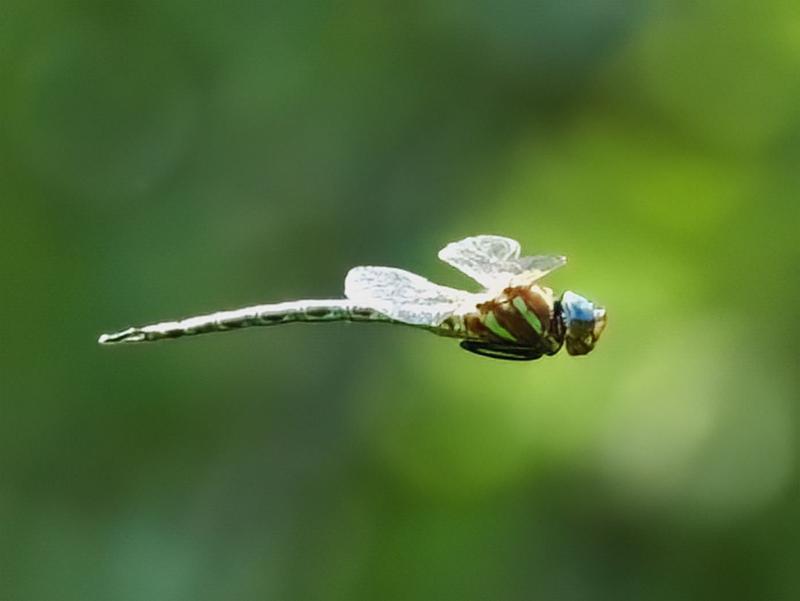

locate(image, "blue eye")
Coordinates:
562 291 594 324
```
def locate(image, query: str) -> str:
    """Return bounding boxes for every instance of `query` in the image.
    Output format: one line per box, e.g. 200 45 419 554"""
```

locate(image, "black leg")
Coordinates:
459 340 543 361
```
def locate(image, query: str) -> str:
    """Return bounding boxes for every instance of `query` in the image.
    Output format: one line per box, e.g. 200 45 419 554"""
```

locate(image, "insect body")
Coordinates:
449 284 564 360
99 235 606 361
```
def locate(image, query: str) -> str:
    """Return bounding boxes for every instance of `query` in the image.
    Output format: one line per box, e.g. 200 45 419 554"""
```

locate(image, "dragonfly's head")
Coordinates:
560 291 607 355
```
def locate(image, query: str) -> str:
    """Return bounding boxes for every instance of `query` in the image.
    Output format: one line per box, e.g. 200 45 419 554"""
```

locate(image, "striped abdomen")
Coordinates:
461 286 564 356
98 300 396 344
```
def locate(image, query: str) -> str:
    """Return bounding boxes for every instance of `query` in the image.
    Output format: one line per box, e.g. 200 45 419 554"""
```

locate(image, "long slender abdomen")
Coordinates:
98 300 394 344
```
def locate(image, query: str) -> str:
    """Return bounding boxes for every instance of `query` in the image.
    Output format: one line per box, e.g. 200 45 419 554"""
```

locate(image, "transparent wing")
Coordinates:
438 235 566 290
508 255 568 287
344 266 469 326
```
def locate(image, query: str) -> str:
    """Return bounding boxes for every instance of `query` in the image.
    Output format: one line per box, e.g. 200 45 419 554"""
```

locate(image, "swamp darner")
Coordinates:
99 235 606 361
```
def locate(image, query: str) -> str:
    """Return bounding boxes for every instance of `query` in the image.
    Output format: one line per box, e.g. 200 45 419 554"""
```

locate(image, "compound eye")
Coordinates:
593 308 607 340
562 291 594 324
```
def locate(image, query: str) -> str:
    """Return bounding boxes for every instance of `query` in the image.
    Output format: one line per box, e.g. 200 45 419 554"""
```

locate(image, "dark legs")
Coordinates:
459 340 543 361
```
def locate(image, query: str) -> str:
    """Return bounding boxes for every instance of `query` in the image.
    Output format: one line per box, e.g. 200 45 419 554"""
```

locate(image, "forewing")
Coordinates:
344 266 468 326
508 254 567 287
438 235 565 289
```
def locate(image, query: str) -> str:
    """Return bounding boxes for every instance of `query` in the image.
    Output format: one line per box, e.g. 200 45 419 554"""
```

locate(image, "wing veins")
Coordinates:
438 235 565 289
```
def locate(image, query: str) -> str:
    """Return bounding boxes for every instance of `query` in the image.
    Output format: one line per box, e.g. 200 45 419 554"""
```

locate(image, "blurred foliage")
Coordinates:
1 1 799 599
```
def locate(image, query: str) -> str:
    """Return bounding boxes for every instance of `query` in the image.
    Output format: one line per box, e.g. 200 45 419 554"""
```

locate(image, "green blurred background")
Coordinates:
2 1 799 599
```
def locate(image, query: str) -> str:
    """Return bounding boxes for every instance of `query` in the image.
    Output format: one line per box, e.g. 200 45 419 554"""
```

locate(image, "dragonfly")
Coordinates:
98 235 606 361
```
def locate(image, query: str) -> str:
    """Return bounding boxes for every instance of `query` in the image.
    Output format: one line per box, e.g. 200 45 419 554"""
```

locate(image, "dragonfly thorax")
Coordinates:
455 285 564 358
